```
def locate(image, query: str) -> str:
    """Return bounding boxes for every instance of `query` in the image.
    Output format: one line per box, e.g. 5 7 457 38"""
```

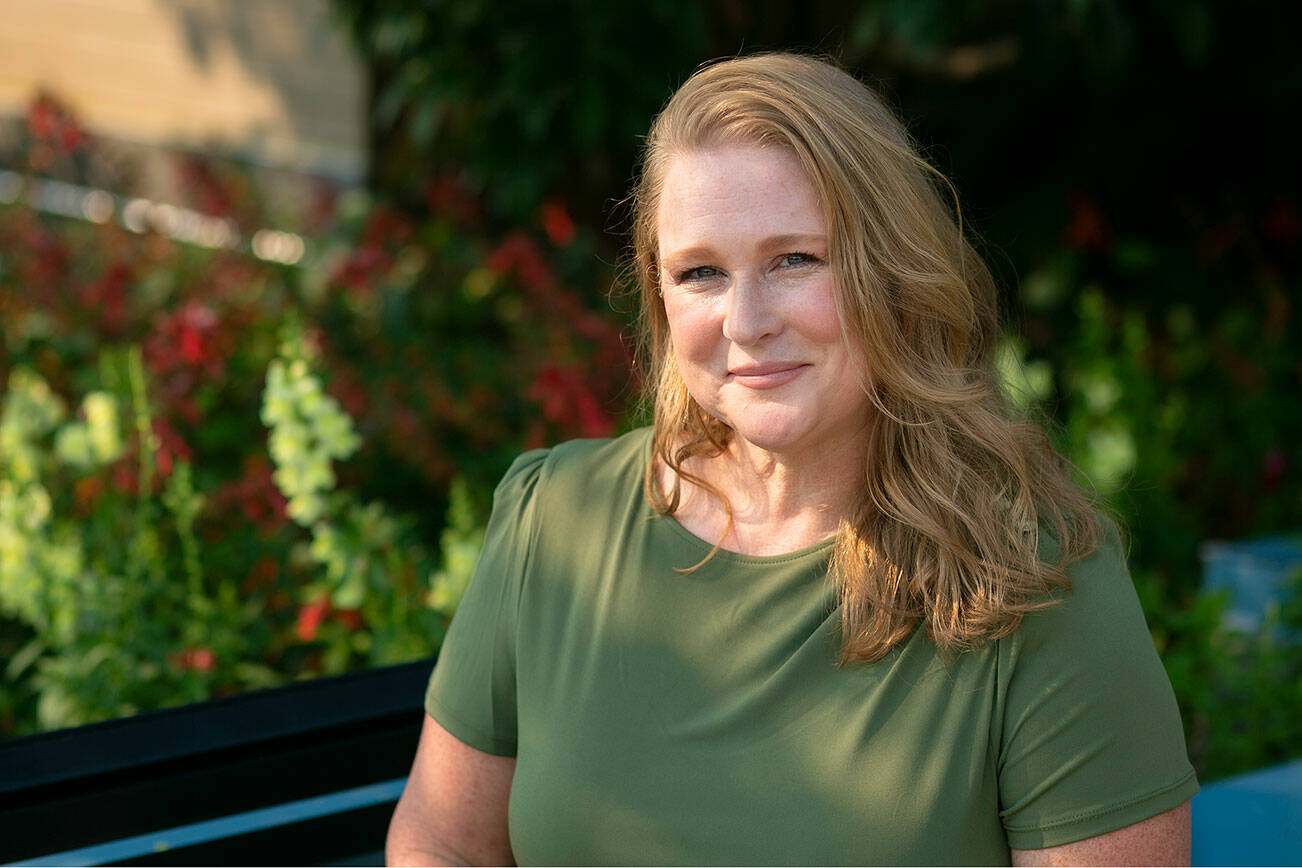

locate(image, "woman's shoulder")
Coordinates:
1006 515 1148 660
993 514 1196 847
500 427 652 506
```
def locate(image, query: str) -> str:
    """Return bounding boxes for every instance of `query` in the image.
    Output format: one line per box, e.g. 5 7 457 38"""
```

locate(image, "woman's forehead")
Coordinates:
656 145 825 251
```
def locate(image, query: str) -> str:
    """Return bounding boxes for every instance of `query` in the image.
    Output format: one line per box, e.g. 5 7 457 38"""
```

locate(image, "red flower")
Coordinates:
179 325 204 365
486 233 554 292
540 201 576 247
26 98 58 139
528 365 614 438
26 93 85 154
80 262 133 338
295 595 364 640
176 646 217 672
60 123 83 152
144 300 225 381
296 595 332 642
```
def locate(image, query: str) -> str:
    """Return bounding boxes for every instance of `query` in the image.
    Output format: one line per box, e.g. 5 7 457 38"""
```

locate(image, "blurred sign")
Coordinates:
1201 535 1302 633
1192 759 1302 866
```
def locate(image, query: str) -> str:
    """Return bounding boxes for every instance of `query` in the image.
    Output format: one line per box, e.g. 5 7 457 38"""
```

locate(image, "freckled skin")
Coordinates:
1011 801 1190 865
656 144 872 461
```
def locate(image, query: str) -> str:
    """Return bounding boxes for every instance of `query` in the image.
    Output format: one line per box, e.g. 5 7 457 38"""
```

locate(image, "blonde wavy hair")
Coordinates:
629 52 1102 664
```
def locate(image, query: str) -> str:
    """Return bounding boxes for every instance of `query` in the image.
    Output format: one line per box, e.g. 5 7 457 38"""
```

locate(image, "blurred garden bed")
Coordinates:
3 0 1302 787
0 94 632 737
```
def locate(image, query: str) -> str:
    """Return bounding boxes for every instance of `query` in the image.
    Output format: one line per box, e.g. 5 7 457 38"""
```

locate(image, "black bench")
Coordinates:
0 658 432 866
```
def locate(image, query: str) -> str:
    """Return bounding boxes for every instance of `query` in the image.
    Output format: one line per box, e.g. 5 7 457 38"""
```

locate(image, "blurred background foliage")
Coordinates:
1 0 1298 783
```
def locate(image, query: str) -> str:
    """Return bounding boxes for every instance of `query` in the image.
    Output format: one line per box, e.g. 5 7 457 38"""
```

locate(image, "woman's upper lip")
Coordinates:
728 362 807 376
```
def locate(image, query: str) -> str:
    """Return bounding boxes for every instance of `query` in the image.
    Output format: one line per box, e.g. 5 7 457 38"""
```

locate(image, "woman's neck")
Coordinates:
663 430 867 557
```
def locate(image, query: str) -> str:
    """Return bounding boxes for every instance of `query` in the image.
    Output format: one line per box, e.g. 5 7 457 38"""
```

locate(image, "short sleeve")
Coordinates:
424 448 548 756
996 521 1200 849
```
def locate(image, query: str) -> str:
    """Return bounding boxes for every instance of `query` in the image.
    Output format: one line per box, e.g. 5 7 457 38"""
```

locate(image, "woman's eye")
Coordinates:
680 265 720 282
781 252 819 267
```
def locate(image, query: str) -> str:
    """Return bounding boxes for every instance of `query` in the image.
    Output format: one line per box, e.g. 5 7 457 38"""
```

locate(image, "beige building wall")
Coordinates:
0 0 367 182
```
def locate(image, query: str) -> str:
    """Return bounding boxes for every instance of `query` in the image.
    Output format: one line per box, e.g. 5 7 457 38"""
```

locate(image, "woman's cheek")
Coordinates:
666 299 723 367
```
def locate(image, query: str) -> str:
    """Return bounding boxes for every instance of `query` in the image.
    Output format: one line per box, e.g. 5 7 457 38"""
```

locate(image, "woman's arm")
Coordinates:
386 713 516 867
1010 801 1190 866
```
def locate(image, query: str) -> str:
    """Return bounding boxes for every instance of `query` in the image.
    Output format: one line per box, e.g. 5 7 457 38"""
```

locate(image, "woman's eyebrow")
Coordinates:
661 233 828 267
659 244 715 268
759 232 827 250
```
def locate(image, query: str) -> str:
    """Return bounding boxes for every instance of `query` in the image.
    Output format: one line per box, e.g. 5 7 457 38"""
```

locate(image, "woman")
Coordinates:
387 53 1197 865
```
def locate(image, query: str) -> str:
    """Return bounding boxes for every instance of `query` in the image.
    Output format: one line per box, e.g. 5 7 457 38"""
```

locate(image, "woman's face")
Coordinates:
657 144 871 459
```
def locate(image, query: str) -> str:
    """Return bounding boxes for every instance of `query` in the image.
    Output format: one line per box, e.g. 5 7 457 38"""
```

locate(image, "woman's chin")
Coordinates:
727 422 818 457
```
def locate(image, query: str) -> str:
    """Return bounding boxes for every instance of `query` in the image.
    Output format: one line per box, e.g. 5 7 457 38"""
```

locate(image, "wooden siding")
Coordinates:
0 0 366 181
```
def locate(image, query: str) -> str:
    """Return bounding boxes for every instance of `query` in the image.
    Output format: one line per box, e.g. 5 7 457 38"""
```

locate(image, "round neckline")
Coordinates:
636 428 836 566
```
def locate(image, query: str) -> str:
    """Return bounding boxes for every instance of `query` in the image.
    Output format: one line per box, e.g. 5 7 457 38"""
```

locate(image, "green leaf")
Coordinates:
5 638 45 680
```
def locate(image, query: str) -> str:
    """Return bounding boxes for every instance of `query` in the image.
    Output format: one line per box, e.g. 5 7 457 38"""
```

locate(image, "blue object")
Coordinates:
5 777 408 867
10 765 1296 866
1201 535 1302 632
1192 759 1302 865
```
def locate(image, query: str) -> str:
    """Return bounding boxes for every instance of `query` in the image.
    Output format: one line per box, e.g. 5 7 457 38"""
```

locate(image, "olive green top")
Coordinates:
426 428 1198 865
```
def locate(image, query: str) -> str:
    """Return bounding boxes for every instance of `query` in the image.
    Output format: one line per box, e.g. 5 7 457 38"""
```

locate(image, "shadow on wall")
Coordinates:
151 0 365 179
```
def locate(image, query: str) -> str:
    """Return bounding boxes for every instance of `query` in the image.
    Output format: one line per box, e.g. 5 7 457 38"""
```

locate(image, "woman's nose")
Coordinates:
721 274 780 345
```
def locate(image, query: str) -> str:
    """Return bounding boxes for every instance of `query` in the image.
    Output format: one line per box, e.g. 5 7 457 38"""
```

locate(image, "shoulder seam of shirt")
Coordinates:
1001 768 1198 831
511 447 554 667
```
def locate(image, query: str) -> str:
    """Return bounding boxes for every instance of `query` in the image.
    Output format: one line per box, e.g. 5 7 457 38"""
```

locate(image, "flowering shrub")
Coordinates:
261 326 456 669
3 76 1299 785
0 351 249 730
0 95 633 736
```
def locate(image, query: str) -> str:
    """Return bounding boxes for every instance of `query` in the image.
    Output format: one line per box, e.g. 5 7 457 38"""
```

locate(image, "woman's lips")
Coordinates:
728 363 808 389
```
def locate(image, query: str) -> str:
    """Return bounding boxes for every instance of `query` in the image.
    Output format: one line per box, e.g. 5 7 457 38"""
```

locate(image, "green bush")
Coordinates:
5 3 1301 786
0 95 632 736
